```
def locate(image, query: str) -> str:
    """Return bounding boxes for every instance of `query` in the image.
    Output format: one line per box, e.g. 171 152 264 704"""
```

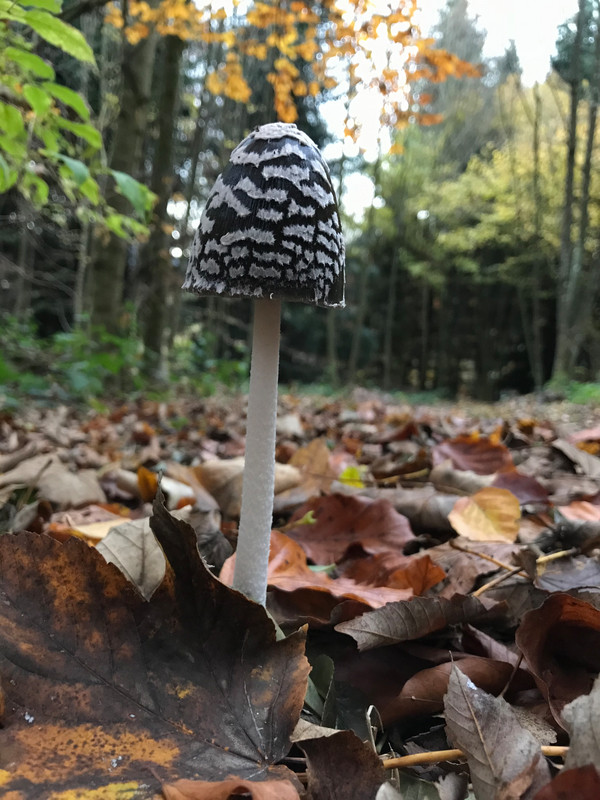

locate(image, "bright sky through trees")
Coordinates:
417 0 579 85
340 0 580 218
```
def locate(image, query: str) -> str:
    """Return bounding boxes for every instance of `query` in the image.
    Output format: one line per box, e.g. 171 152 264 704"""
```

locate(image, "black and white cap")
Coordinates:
183 122 345 308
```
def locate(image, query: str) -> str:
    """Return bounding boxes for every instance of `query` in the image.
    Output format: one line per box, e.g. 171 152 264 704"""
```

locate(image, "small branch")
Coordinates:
471 566 522 597
450 539 528 577
382 745 569 770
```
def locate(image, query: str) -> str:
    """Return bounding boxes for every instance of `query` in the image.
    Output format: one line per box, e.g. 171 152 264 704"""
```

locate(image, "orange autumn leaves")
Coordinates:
103 0 479 124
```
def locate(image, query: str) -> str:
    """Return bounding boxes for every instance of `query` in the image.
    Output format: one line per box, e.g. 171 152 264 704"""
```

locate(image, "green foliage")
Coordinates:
0 0 155 238
171 326 249 396
0 317 252 407
0 315 143 405
564 381 600 405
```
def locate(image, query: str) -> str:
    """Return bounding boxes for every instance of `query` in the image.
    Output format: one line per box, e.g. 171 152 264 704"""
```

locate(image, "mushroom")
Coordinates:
183 122 345 605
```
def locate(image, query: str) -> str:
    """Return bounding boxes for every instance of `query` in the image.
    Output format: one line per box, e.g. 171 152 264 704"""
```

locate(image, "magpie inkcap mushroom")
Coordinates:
183 121 345 308
183 123 345 606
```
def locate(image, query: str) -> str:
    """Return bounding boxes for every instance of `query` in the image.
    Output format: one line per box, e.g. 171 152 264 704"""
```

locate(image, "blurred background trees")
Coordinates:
0 0 598 403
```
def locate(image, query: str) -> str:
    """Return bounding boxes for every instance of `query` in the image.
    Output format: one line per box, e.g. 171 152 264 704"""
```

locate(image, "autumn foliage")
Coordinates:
3 394 600 795
103 0 479 127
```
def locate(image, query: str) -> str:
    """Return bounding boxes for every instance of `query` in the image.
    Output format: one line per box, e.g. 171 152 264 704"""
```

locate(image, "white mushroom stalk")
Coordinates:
234 297 281 603
183 122 345 607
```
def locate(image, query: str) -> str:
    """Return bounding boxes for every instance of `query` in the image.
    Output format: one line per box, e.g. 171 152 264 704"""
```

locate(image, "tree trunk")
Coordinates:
347 153 381 383
552 0 585 380
142 35 185 379
567 0 600 374
90 31 158 333
382 253 399 390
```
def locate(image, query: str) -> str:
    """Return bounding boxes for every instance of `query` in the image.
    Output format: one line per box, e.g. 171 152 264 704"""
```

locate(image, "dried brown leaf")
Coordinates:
0 498 309 795
515 593 600 724
300 731 386 800
531 765 600 800
286 493 414 564
335 595 495 651
444 665 550 799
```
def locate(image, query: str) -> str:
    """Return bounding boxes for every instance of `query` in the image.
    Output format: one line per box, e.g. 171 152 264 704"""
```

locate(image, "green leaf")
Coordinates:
0 153 18 193
56 117 102 149
23 168 50 206
23 10 96 65
0 133 27 158
24 0 62 10
110 169 154 218
0 0 27 21
43 82 90 120
52 153 90 185
5 47 55 80
79 175 99 204
23 84 52 117
0 101 25 139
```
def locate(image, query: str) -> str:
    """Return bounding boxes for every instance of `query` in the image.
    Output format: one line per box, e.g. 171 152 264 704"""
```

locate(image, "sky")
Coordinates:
338 0 579 217
416 0 579 86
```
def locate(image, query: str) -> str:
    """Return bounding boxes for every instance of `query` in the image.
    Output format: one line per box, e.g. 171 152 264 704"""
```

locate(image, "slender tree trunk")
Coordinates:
552 0 585 380
382 253 399 390
15 202 33 317
347 152 381 383
567 0 600 373
530 84 545 389
419 281 430 390
90 31 158 333
142 35 185 378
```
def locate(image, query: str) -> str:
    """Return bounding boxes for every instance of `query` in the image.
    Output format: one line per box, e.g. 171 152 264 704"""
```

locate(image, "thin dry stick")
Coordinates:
472 566 522 597
382 745 569 770
537 548 579 565
450 539 527 577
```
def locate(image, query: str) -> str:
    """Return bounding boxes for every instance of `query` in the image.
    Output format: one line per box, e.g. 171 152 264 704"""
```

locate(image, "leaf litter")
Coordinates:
2 394 600 796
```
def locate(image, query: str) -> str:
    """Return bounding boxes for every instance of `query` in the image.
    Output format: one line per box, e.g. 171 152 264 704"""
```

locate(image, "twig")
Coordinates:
450 539 528 577
537 548 579 564
471 566 522 597
382 745 568 769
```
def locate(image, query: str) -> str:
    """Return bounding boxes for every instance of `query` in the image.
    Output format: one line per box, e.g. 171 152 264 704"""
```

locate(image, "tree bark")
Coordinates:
142 35 185 378
90 31 158 333
552 0 585 380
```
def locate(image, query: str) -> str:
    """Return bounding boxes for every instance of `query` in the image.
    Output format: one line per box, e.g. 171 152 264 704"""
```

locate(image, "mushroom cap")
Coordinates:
183 122 345 308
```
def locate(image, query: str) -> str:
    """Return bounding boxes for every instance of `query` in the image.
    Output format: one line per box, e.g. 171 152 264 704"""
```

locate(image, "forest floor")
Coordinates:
2 390 600 798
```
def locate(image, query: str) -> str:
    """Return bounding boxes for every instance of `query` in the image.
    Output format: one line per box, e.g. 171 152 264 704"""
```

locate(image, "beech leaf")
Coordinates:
448 488 521 543
444 665 550 799
335 594 495 651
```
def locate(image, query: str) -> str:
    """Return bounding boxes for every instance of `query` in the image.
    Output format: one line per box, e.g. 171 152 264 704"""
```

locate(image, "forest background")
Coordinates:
0 0 597 406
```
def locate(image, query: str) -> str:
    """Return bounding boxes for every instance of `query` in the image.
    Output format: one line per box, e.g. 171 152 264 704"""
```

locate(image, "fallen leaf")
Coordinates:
532 765 600 800
444 665 550 799
220 530 415 614
384 656 519 724
195 458 301 518
161 776 301 799
432 434 514 475
552 439 600 478
430 459 494 494
97 517 166 600
335 595 496 651
286 494 414 564
448 487 521 542
0 497 309 795
562 673 600 769
300 731 386 800
337 552 445 595
515 593 600 724
492 470 550 506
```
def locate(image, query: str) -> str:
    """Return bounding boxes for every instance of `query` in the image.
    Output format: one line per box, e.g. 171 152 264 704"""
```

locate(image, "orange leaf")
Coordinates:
448 488 521 542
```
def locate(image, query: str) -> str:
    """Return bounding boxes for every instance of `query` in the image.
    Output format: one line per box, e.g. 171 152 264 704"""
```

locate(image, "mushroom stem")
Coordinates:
233 296 282 605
